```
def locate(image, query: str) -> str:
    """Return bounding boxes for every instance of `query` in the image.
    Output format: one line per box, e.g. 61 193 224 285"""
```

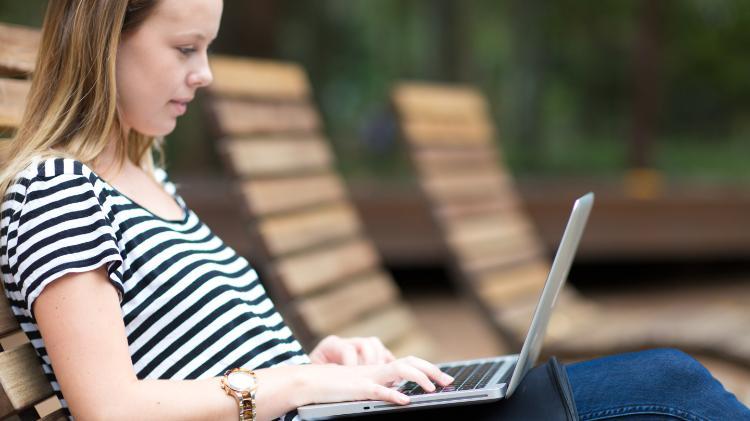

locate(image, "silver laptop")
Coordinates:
298 192 594 420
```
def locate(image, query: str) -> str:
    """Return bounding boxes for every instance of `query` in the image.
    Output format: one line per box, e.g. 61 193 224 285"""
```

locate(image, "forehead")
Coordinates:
147 0 222 39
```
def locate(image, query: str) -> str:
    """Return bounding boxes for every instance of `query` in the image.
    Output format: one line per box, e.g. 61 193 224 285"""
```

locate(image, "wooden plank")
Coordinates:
258 202 362 255
412 147 500 176
0 296 18 338
0 24 40 77
0 332 28 353
39 407 67 421
211 98 320 136
241 173 346 216
335 304 418 347
477 261 550 306
421 171 512 203
436 198 519 220
445 211 535 247
393 83 489 123
0 343 54 417
0 79 30 130
401 119 493 147
209 55 310 100
223 137 332 177
461 236 546 274
296 272 399 336
274 238 380 297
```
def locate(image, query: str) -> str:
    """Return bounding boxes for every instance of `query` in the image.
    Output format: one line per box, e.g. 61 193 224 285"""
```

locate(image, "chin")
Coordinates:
140 122 177 137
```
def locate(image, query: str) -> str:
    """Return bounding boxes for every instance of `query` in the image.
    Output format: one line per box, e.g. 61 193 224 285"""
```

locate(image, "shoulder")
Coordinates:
2 157 109 215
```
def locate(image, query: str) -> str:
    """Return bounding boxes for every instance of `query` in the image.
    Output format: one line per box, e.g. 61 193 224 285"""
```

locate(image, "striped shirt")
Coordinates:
0 157 309 419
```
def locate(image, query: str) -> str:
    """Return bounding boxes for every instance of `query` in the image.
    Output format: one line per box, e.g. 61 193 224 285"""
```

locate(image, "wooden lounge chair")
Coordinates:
391 82 750 364
0 22 67 421
204 56 436 359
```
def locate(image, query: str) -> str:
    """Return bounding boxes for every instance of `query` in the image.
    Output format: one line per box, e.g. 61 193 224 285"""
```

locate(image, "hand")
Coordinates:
309 335 396 365
294 355 455 407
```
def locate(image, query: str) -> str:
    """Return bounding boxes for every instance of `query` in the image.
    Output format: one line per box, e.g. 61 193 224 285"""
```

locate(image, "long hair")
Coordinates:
0 0 162 199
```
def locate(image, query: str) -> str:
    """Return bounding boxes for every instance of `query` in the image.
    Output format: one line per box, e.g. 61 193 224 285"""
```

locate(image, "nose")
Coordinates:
188 57 213 88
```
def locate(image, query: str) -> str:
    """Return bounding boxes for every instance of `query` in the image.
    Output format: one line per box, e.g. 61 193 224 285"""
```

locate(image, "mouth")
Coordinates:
169 98 192 116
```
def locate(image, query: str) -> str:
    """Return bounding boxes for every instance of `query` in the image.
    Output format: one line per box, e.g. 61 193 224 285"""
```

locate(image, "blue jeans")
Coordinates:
367 348 750 420
567 348 750 420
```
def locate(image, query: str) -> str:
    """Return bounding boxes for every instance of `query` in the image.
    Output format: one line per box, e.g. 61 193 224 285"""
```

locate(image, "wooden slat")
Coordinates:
0 332 28 354
421 171 512 203
0 343 54 417
297 272 398 336
209 55 310 100
477 261 550 306
412 147 499 176
274 238 380 297
223 137 332 177
212 98 320 136
240 173 346 215
401 119 493 147
436 198 519 220
258 202 361 255
445 211 535 248
335 304 418 347
0 79 30 130
0 24 40 77
393 83 489 123
39 408 67 421
0 297 18 338
461 236 546 274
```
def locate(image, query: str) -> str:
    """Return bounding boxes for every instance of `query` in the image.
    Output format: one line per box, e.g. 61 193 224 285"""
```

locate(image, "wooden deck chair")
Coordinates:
391 82 750 364
0 23 67 421
204 56 436 360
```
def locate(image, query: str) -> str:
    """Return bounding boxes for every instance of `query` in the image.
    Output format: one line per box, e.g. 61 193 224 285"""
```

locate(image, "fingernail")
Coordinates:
399 395 410 405
443 374 454 383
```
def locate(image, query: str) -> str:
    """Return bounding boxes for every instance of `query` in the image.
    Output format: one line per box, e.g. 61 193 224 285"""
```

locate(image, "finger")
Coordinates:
393 362 436 392
352 337 377 365
369 337 392 364
339 342 359 366
404 356 454 386
365 383 410 405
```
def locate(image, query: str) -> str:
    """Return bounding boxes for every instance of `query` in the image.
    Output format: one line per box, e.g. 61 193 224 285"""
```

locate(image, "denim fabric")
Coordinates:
567 348 750 420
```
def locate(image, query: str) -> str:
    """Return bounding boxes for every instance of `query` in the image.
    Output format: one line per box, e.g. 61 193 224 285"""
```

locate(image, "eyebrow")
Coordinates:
175 32 212 41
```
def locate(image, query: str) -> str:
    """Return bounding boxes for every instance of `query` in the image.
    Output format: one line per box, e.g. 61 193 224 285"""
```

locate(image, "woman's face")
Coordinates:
116 0 223 136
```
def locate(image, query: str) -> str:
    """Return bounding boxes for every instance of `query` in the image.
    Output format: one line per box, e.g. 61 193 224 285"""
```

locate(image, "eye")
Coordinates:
177 46 197 56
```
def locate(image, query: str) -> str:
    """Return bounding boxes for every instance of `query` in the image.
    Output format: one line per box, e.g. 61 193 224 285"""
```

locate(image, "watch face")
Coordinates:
227 371 256 391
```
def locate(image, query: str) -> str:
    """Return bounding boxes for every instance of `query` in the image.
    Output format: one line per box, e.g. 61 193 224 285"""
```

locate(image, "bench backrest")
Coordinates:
0 22 67 421
205 56 435 358
392 82 554 344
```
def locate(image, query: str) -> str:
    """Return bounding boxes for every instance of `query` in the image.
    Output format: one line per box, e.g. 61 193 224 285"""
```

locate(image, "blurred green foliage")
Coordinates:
3 0 749 183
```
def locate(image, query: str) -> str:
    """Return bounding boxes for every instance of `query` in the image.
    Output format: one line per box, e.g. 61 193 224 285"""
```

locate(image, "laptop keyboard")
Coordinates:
397 360 509 396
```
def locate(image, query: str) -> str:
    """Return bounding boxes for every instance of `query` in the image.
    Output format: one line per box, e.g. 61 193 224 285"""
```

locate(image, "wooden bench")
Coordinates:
0 22 67 421
392 82 750 364
204 56 436 359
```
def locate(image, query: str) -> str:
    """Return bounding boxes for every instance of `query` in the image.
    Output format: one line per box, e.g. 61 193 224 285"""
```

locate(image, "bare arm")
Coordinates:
35 267 452 420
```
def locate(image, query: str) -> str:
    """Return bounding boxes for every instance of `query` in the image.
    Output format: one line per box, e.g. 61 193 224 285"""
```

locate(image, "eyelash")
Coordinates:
178 46 197 56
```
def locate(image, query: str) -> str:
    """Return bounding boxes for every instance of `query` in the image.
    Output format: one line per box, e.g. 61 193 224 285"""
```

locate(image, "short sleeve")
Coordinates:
5 172 124 318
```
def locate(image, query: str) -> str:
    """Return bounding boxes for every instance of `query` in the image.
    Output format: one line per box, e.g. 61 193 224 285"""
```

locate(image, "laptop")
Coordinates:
298 192 594 420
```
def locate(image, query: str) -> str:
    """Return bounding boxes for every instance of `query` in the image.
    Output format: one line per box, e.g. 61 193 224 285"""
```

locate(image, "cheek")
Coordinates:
116 48 181 136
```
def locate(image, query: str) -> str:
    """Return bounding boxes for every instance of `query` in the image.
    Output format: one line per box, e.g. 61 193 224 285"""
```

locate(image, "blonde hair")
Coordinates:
0 0 163 198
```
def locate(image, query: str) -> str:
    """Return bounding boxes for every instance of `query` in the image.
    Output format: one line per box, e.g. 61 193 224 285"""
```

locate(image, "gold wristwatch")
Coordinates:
221 368 258 421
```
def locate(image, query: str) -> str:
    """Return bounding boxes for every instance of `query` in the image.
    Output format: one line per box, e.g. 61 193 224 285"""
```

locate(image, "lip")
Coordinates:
169 98 192 116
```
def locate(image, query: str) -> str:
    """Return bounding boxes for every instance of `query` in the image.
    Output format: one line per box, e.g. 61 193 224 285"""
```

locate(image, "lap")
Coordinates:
348 349 750 420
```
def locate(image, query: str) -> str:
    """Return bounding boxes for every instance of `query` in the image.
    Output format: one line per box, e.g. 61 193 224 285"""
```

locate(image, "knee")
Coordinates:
636 348 713 389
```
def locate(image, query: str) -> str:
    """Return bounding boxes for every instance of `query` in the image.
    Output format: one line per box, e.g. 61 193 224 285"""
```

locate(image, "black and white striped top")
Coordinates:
0 157 309 419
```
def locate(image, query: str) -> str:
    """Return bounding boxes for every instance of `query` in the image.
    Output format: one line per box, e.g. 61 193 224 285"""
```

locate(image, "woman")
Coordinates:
0 1 748 420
